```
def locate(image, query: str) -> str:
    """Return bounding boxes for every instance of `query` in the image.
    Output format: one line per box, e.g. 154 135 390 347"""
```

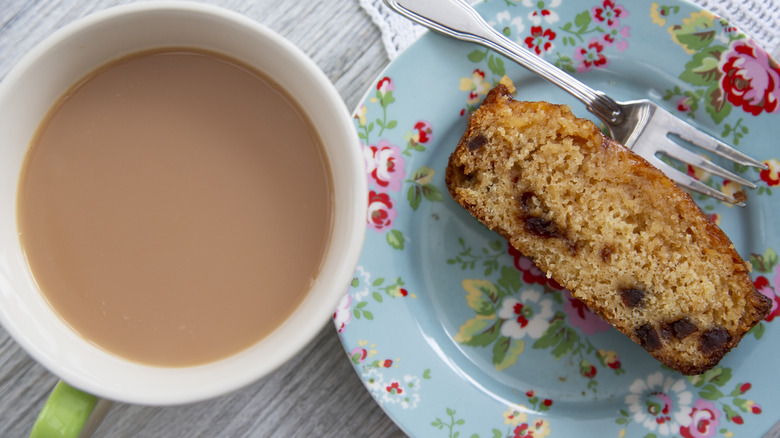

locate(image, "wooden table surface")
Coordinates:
0 0 404 436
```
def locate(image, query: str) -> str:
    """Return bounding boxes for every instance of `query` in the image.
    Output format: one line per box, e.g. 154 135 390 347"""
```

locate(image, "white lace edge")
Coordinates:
360 0 780 61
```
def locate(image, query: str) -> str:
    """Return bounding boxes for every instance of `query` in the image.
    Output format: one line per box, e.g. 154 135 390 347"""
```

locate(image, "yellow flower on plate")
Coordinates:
354 104 367 127
722 180 744 207
528 418 551 437
503 405 528 426
686 154 712 182
459 69 491 96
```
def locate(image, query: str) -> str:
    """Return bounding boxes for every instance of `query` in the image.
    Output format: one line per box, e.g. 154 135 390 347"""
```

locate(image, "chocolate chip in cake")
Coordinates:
661 317 698 340
635 324 661 351
620 287 645 308
524 217 560 238
467 134 488 151
700 327 732 354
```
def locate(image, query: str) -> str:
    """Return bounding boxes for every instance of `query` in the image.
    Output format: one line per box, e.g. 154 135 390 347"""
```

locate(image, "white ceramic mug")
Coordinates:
0 2 366 436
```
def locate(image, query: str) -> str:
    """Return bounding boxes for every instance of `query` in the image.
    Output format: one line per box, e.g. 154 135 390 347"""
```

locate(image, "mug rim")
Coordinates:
0 1 366 405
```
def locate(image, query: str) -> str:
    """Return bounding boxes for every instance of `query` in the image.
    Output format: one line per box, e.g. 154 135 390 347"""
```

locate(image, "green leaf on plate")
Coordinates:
669 12 717 53
751 248 778 272
493 336 524 370
422 184 443 202
704 82 732 124
733 397 748 411
386 229 405 250
574 10 591 28
487 55 505 77
468 49 487 63
723 404 740 422
532 313 578 360
463 279 500 315
411 166 435 184
750 321 765 340
692 366 732 388
699 383 724 400
497 266 522 294
456 318 501 347
679 47 724 86
408 185 422 211
381 91 396 106
455 317 494 344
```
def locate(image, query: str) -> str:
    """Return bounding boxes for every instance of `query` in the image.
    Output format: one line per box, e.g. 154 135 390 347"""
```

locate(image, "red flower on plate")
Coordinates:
411 120 433 146
754 276 779 322
574 37 609 73
680 398 721 438
367 190 396 231
524 26 556 55
508 246 564 290
591 0 628 29
759 158 780 186
719 39 780 116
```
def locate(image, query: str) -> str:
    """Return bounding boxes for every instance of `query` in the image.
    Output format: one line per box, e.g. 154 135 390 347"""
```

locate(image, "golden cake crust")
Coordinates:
445 84 771 375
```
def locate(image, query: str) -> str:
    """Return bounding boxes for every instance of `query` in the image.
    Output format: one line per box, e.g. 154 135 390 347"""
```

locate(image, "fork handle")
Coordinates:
385 0 623 124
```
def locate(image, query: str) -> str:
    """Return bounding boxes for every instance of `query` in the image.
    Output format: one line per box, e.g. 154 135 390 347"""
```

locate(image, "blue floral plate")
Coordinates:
335 1 780 436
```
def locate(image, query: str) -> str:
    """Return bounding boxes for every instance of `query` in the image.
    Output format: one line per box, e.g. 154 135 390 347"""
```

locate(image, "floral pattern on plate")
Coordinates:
337 0 779 436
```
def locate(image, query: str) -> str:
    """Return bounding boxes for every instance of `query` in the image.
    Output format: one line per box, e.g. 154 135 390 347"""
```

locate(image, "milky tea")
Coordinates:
17 48 333 367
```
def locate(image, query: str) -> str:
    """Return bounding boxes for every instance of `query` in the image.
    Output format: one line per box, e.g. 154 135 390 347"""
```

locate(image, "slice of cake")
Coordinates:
445 82 771 375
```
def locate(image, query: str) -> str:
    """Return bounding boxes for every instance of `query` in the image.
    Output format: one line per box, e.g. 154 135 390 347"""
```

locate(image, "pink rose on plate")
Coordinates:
680 398 721 438
377 76 394 97
775 260 780 294
602 25 630 52
574 37 609 73
719 39 780 116
367 190 396 231
591 0 628 29
411 120 433 145
563 289 611 335
364 140 406 191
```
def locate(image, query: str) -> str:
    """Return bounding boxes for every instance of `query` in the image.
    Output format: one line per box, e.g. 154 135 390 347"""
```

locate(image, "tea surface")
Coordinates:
18 49 332 366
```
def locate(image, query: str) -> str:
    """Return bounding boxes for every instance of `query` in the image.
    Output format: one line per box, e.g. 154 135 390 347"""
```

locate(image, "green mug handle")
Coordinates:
30 381 112 438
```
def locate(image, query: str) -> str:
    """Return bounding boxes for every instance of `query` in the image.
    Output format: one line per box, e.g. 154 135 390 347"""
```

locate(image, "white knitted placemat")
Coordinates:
360 0 780 61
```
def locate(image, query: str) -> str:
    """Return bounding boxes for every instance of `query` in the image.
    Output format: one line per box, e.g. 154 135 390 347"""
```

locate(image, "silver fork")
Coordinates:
383 0 768 206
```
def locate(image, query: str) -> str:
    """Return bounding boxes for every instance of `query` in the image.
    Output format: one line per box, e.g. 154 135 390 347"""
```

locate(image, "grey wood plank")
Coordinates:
0 0 404 436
